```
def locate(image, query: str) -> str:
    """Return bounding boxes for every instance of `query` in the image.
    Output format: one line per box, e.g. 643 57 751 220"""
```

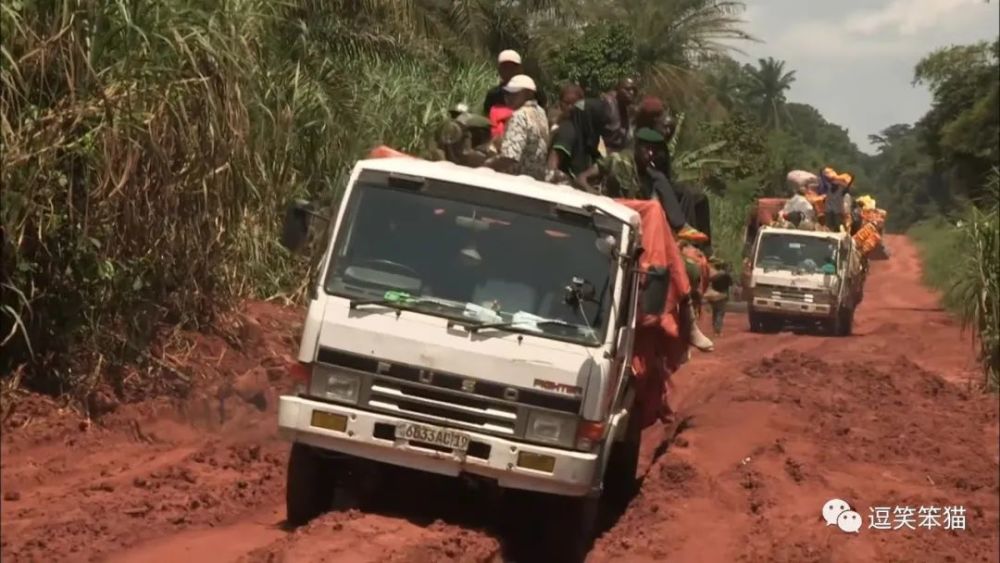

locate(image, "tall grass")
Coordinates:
0 1 494 396
706 190 751 268
950 169 999 389
909 168 1000 390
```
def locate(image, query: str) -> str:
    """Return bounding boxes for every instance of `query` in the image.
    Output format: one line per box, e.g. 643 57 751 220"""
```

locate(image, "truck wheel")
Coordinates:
545 494 600 563
826 309 843 337
286 443 335 527
840 307 855 336
603 409 642 511
501 490 599 563
749 310 765 333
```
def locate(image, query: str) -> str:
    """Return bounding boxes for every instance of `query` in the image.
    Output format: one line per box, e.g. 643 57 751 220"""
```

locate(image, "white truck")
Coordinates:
278 157 666 561
745 226 865 336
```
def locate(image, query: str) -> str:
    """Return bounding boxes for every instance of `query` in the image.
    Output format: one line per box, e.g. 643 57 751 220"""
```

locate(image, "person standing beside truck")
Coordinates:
704 257 732 336
486 75 549 180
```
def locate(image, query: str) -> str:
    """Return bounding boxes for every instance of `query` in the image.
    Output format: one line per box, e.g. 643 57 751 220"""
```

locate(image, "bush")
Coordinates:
950 169 1000 389
909 169 999 389
0 1 493 395
547 23 637 95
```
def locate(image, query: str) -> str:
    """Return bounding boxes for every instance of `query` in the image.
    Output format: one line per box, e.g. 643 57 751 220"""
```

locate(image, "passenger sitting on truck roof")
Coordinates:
601 77 638 153
632 120 708 243
486 75 549 181
435 104 495 167
547 83 609 190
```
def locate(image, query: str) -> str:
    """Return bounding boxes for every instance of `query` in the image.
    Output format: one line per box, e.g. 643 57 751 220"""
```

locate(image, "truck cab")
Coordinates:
277 157 651 561
745 226 864 336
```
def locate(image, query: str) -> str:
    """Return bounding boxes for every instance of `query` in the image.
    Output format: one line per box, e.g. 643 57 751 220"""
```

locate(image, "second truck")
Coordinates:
744 225 865 336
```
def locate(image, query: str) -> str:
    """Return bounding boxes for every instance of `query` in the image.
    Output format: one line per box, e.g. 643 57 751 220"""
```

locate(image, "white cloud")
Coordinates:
845 0 985 36
769 23 916 59
735 0 998 152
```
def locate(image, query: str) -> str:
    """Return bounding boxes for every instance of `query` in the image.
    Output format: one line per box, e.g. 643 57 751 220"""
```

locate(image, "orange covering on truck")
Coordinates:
615 200 691 429
754 198 787 225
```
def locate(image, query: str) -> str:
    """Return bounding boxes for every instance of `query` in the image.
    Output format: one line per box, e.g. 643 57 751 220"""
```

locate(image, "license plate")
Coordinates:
394 423 470 452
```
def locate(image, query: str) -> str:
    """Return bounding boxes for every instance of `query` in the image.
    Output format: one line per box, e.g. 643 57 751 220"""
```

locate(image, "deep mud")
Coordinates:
2 235 998 563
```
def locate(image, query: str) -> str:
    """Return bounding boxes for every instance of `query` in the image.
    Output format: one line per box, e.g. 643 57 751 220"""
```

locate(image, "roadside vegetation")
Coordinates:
909 169 1000 390
883 39 999 390
2 1 997 406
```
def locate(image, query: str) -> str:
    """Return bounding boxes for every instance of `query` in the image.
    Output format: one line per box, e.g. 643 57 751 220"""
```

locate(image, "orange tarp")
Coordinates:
368 145 413 159
755 198 786 225
615 199 691 429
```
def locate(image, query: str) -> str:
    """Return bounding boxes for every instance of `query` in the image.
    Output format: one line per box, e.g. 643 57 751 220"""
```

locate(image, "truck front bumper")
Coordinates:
278 395 599 497
751 296 832 317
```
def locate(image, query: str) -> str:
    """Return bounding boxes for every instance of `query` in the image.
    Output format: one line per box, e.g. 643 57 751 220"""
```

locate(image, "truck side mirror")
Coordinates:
640 266 669 316
281 199 314 253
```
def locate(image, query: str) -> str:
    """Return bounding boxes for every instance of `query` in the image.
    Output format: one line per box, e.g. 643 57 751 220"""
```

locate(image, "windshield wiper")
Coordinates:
465 319 567 333
349 297 410 311
350 295 469 313
465 319 597 344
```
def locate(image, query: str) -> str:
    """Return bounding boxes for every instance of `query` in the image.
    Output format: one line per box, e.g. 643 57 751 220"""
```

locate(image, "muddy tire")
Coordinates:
286 443 335 527
544 494 600 563
603 409 642 511
750 310 780 334
826 308 846 337
500 490 599 563
839 306 855 336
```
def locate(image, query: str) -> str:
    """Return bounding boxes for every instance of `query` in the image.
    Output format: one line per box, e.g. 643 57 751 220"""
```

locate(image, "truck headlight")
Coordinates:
526 411 578 448
309 368 361 404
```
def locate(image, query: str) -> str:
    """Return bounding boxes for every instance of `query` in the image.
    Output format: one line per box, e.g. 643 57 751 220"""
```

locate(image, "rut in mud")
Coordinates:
1 235 998 563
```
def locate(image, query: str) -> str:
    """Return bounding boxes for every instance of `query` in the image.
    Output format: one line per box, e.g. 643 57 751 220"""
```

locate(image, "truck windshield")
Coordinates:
755 233 838 274
323 181 619 346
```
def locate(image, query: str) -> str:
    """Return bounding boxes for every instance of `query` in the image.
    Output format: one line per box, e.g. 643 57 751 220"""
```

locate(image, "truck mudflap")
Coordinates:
278 395 600 497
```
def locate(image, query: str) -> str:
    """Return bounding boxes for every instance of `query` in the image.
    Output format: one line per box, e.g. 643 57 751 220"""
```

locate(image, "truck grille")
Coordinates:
368 379 519 435
314 347 581 438
756 283 826 303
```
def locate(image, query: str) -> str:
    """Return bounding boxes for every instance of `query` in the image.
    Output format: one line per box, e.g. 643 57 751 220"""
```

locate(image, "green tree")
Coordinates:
547 23 637 93
913 38 1000 203
744 57 796 129
867 123 939 230
586 0 754 107
697 113 770 188
700 55 754 116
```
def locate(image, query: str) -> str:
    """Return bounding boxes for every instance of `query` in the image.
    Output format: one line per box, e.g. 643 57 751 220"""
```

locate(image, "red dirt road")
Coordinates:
2 235 998 562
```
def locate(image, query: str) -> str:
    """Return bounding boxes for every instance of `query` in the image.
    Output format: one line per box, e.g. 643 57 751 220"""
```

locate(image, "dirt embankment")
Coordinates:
1 235 998 563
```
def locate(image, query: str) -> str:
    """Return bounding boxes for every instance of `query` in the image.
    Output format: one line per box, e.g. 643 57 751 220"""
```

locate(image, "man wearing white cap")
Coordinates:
482 49 547 116
487 74 549 180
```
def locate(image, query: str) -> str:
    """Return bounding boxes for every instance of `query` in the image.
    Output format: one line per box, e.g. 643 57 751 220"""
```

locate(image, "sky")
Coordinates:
736 0 1000 153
